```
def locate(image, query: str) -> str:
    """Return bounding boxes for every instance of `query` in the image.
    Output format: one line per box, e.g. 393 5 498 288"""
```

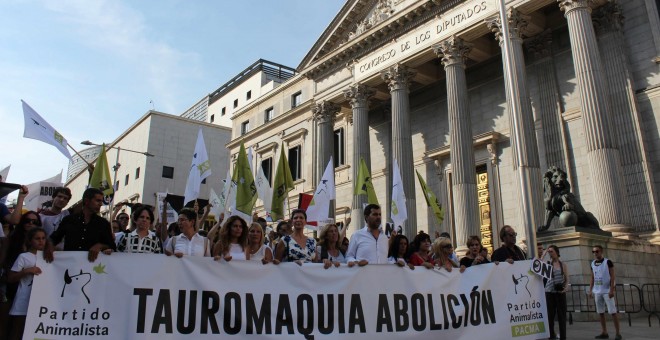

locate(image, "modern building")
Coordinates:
224 0 660 284
181 59 297 128
66 145 101 182
65 110 231 216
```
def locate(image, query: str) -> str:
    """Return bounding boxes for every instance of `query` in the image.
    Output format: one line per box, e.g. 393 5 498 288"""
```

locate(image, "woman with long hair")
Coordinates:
432 237 465 273
315 223 347 268
460 235 490 268
213 215 249 261
387 234 413 269
409 232 434 269
273 209 316 265
545 245 568 340
247 223 272 264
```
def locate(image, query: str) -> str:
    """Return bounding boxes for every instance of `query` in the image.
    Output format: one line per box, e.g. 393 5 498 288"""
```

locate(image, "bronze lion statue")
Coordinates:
537 166 600 231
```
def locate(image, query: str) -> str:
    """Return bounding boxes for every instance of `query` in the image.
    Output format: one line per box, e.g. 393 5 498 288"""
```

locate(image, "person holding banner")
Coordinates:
346 204 388 266
491 225 527 263
7 227 46 340
165 209 211 258
409 232 435 269
273 209 316 265
387 234 413 269
117 206 162 254
315 223 347 268
247 222 272 264
432 237 464 273
544 245 568 340
460 235 490 268
213 216 249 261
46 188 116 263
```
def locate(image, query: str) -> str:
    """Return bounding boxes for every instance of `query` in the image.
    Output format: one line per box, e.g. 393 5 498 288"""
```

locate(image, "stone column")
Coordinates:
525 30 569 174
487 9 544 239
558 0 629 231
344 84 375 228
381 64 417 236
311 101 340 184
593 1 658 238
433 37 480 249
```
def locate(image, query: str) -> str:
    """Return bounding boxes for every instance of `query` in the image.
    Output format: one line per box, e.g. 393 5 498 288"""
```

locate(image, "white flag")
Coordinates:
255 163 272 216
22 100 71 159
391 159 408 230
209 188 223 220
183 129 212 205
306 157 335 229
0 165 10 204
24 171 63 211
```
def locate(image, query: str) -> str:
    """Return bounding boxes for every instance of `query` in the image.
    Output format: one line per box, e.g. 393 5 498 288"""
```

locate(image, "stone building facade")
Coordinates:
225 0 660 284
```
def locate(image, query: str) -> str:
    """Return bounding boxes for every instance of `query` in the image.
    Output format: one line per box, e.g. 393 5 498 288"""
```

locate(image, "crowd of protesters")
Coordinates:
0 185 604 340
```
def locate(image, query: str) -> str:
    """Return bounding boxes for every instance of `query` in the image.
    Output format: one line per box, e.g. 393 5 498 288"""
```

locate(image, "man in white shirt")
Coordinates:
346 204 388 266
39 187 72 236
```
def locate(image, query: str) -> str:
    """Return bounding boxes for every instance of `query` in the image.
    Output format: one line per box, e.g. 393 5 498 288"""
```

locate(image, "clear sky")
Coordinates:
0 0 345 198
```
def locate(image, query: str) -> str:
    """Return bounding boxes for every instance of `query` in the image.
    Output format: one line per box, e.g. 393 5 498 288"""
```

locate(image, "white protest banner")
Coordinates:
530 258 553 281
26 254 548 339
155 192 178 225
24 172 63 211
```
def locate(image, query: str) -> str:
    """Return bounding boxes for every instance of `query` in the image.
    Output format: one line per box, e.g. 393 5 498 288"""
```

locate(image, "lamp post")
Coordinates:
81 140 154 219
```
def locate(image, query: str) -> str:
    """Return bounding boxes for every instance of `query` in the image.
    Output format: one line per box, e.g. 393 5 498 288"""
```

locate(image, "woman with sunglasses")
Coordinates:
432 237 465 272
460 235 490 268
165 209 211 257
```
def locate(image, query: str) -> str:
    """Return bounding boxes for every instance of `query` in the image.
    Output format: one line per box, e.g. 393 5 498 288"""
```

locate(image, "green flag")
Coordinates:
271 143 294 220
416 170 444 224
89 144 114 204
354 157 378 205
233 142 257 216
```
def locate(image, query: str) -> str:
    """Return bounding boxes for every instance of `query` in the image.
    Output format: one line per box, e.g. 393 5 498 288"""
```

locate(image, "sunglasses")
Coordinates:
506 232 517 237
25 219 40 225
592 250 601 254
442 244 453 249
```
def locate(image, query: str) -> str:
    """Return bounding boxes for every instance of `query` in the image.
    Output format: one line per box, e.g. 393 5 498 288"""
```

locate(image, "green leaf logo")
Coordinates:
93 263 107 274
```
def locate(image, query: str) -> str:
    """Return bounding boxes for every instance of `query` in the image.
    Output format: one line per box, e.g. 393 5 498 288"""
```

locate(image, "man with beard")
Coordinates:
346 204 388 266
45 188 116 262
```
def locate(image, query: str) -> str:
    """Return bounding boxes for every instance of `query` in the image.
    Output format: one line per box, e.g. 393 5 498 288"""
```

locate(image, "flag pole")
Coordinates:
67 142 94 168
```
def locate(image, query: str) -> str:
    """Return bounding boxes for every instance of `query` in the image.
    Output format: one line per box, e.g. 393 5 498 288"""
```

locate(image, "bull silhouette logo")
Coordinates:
61 269 92 304
512 273 531 297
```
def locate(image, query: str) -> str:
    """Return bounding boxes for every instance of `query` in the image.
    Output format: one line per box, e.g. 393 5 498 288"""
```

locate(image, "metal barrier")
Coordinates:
565 283 642 326
641 284 660 327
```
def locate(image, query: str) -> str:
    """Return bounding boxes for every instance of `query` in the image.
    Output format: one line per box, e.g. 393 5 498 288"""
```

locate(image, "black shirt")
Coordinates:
50 213 116 251
460 256 491 268
491 245 527 262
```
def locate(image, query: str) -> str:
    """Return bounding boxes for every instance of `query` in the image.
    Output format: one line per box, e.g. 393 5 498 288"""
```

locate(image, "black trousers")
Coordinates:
546 292 567 339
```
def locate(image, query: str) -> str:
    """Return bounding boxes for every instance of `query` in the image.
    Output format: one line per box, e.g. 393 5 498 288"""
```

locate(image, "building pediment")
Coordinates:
298 0 441 77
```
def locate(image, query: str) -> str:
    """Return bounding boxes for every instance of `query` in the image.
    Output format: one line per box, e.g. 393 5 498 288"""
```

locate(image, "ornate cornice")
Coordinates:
485 8 530 44
348 0 396 41
303 0 467 81
381 64 416 92
433 36 472 68
311 101 341 124
592 1 624 34
344 84 376 108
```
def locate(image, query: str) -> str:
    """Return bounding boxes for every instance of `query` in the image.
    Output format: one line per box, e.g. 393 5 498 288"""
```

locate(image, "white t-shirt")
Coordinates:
10 252 37 316
39 210 70 236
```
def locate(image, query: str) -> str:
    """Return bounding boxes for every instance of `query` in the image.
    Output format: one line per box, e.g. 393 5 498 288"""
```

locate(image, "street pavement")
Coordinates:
550 315 659 340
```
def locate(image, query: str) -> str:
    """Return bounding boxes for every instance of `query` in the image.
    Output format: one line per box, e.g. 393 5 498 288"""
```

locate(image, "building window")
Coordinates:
221 107 226 116
261 157 273 184
288 145 301 180
246 90 252 100
265 107 274 123
135 167 140 179
162 166 174 179
233 99 238 108
210 114 215 123
334 128 345 167
241 121 250 135
125 174 129 186
291 91 302 108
